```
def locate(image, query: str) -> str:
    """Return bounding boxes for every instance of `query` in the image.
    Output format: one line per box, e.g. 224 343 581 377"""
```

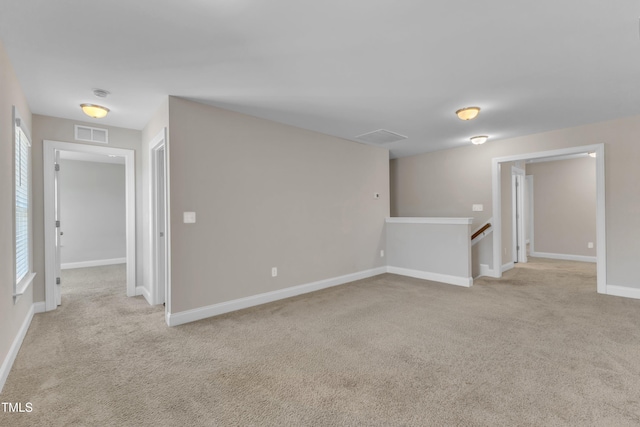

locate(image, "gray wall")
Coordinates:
527 157 596 257
31 115 142 302
386 222 471 280
167 97 389 313
59 159 126 264
391 114 640 289
0 41 33 386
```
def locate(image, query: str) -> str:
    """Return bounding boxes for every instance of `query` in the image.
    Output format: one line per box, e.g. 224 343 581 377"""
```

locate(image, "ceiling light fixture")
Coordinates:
80 104 110 119
470 135 488 145
456 106 481 121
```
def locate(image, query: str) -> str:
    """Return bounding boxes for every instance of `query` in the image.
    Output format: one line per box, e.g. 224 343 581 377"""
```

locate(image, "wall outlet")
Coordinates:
588 242 594 249
271 267 277 277
472 204 483 212
380 250 384 257
374 193 380 199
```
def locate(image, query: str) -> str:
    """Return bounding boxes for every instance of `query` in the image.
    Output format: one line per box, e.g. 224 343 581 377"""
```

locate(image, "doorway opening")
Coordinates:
149 128 170 314
43 140 136 311
491 144 606 294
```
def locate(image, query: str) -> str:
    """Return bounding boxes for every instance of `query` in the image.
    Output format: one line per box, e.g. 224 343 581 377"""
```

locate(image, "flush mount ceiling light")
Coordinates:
80 104 110 119
470 135 488 145
456 106 481 121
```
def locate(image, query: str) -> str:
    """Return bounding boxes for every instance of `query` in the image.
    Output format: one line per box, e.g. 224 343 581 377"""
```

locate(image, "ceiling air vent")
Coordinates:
75 125 108 144
355 129 407 145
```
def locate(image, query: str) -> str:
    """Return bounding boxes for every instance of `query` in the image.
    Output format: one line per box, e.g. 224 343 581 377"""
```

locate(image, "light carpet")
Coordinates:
2 259 640 426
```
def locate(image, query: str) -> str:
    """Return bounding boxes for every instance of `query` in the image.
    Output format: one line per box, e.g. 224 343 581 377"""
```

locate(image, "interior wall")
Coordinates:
0 41 33 383
31 115 142 302
59 159 126 265
391 114 640 289
527 157 596 258
167 97 389 313
500 162 515 267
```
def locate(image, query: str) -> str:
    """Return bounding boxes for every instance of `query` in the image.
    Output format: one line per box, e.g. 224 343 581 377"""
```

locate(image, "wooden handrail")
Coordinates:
471 223 491 240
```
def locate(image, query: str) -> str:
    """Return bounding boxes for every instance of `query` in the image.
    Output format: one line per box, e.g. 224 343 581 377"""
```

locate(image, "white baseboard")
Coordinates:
606 285 640 300
502 262 515 272
529 252 596 263
0 303 38 393
33 302 46 314
136 286 152 305
61 257 126 270
387 266 472 288
167 267 387 327
475 264 498 279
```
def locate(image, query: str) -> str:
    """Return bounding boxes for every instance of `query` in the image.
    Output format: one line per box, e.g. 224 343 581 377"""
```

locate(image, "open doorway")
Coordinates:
43 140 136 311
491 144 606 294
149 128 170 310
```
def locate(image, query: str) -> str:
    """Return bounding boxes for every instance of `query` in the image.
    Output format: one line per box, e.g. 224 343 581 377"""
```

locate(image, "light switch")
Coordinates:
183 212 196 224
472 204 484 212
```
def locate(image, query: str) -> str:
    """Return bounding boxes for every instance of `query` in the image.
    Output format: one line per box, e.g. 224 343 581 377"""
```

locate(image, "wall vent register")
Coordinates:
74 125 109 143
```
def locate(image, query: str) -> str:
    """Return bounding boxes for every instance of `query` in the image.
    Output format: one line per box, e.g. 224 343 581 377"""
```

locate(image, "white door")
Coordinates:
54 150 62 305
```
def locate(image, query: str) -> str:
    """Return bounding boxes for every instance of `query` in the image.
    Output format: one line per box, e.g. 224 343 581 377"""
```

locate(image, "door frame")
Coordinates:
511 166 526 263
491 143 606 294
149 128 170 310
43 140 136 311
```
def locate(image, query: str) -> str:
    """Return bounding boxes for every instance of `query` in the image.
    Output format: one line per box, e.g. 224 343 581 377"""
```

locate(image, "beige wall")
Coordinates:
500 162 515 266
527 157 596 257
391 114 640 289
167 97 389 313
31 115 142 302
0 41 33 381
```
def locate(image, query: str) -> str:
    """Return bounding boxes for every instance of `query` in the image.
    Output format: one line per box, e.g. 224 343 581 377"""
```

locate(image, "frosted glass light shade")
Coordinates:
80 104 109 118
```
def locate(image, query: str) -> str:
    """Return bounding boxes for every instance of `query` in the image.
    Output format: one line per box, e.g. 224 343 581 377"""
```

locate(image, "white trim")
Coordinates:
529 252 596 263
44 140 137 311
33 302 46 313
61 258 126 270
136 286 152 304
149 129 170 308
386 217 473 225
167 267 387 327
0 304 35 393
478 264 496 278
606 285 640 300
492 144 606 294
502 262 515 273
387 266 472 287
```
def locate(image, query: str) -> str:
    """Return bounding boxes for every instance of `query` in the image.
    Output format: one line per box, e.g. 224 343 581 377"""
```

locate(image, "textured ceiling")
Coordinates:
1 0 639 158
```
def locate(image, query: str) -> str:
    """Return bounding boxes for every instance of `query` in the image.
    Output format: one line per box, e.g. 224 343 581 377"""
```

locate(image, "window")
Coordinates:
14 106 33 298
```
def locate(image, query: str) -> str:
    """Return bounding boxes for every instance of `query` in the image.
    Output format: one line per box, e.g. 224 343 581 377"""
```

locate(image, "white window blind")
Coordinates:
15 116 31 285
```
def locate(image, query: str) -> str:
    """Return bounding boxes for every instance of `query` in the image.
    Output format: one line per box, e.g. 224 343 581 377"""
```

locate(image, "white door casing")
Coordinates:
491 143 606 294
44 140 136 311
149 128 170 310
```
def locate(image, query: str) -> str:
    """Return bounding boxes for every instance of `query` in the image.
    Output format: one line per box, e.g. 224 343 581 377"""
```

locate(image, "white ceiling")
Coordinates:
1 1 639 158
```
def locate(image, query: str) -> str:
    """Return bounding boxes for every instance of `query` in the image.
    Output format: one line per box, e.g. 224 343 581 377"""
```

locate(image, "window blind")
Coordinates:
15 123 30 284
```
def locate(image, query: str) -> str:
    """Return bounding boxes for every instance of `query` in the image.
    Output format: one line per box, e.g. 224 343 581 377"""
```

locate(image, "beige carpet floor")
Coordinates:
2 259 640 426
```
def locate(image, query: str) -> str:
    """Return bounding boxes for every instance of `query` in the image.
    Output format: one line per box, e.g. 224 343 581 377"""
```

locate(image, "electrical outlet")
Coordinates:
380 250 384 257
271 267 277 277
588 242 594 249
